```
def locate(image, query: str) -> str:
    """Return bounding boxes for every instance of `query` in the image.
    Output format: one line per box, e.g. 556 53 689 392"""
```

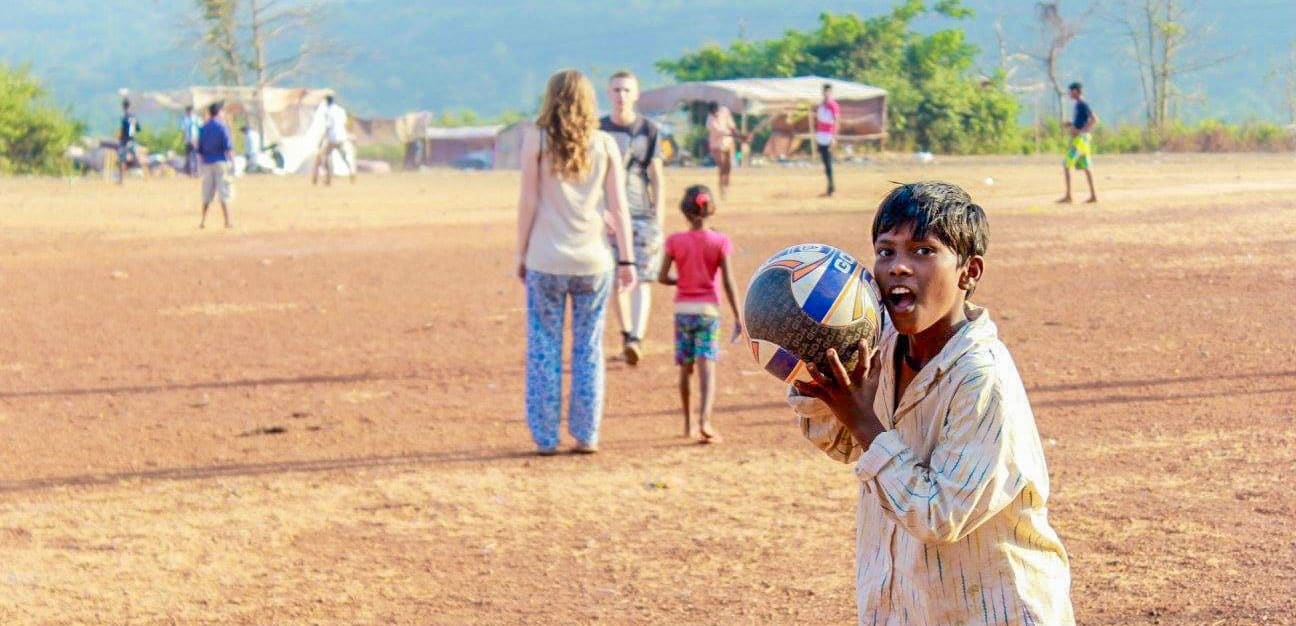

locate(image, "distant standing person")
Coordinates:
815 82 840 197
312 95 356 185
241 124 259 173
705 102 737 199
197 102 235 229
600 70 664 365
1059 82 1098 203
180 105 202 177
516 69 636 455
117 99 143 185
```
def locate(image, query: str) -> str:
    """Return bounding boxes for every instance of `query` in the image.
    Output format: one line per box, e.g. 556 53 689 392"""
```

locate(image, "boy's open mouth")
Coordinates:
886 285 917 313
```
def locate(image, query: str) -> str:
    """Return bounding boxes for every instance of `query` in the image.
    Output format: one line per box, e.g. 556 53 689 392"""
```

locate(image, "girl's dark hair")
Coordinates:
871 181 988 265
681 184 716 220
707 101 719 114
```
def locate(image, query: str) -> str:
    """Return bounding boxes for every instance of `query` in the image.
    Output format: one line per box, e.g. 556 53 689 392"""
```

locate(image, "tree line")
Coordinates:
657 0 1294 155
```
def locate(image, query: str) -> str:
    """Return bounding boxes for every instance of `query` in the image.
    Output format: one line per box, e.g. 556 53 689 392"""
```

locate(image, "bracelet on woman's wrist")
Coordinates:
617 260 635 266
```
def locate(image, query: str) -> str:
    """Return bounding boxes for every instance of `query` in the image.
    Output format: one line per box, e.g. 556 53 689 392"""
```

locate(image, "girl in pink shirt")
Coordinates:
657 185 743 443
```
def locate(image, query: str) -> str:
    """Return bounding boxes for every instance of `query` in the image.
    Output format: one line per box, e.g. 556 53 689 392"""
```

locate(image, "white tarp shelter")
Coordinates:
639 76 886 118
639 76 887 156
138 86 354 175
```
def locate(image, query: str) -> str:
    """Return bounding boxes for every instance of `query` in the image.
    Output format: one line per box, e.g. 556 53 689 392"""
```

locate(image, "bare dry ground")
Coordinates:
0 153 1293 625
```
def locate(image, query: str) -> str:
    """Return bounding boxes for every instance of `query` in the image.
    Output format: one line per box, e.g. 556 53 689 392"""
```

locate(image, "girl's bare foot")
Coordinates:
699 423 722 444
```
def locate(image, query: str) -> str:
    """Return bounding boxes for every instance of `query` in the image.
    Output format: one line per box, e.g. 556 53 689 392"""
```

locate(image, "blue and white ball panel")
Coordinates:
749 243 873 327
749 339 806 383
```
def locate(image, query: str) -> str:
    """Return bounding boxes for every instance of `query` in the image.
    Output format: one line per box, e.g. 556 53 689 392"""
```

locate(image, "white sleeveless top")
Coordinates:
524 129 625 276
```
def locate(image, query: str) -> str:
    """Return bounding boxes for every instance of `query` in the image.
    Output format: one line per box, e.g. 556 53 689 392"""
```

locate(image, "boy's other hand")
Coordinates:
793 340 885 446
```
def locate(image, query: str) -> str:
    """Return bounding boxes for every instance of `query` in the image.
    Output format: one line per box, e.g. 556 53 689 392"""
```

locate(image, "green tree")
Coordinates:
0 64 81 175
656 1 1020 154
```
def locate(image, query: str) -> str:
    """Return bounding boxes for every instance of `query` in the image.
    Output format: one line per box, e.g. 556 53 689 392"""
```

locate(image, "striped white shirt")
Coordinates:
790 305 1074 625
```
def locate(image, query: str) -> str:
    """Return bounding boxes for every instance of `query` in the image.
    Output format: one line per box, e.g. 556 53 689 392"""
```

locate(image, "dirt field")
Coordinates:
1 153 1293 625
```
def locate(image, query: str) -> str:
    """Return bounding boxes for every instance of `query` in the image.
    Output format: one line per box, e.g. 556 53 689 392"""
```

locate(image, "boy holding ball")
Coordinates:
790 182 1074 624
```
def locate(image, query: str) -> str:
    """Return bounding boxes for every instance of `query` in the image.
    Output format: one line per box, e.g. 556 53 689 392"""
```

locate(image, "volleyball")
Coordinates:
742 244 883 383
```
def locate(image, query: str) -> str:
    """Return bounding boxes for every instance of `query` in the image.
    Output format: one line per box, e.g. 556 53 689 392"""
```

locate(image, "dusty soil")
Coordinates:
0 153 1293 624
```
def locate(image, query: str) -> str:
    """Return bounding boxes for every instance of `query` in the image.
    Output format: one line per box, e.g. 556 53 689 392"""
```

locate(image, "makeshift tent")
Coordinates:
137 86 355 175
638 76 887 158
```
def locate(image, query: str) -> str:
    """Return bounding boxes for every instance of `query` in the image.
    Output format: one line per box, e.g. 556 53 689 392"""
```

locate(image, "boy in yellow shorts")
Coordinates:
1059 82 1098 203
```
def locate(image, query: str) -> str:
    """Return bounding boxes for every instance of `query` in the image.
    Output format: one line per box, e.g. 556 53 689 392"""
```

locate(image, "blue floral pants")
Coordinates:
525 269 612 451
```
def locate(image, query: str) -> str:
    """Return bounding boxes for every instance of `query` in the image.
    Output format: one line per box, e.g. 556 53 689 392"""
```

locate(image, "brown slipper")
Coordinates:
623 340 641 366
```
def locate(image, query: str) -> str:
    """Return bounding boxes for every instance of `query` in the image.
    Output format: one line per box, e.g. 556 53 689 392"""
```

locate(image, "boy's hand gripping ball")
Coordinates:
742 244 883 383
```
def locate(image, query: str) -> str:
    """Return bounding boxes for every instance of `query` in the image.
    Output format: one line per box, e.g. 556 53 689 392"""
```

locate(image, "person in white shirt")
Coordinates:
179 105 202 177
789 181 1074 625
312 94 356 185
241 124 259 173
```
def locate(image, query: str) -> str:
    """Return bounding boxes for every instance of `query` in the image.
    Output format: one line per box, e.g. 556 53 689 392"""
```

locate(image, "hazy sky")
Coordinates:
2 1 1291 132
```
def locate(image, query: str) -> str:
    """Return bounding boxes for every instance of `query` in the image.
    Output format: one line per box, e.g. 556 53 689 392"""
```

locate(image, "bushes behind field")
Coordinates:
135 126 184 156
356 143 404 168
1021 118 1296 155
0 63 82 175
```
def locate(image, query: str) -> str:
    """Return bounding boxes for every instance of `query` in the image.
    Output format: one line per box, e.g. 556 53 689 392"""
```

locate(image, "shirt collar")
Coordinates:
884 303 998 421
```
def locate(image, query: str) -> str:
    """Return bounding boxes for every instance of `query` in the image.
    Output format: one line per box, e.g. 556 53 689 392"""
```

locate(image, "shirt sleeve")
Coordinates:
647 125 661 163
787 385 861 464
720 234 734 257
855 367 1026 544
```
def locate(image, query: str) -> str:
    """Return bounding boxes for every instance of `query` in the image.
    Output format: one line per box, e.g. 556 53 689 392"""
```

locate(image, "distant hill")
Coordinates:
2 0 1291 134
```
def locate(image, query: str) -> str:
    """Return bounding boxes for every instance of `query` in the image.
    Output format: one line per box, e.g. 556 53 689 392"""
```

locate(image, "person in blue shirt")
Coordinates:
117 99 143 185
179 105 202 177
197 101 235 229
1059 82 1099 203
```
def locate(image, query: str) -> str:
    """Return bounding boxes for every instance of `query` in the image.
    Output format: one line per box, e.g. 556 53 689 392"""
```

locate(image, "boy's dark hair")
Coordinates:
208 101 223 117
823 83 833 92
184 104 193 113
681 184 716 220
326 94 335 105
871 181 988 268
1068 81 1082 92
707 101 719 114
122 99 131 110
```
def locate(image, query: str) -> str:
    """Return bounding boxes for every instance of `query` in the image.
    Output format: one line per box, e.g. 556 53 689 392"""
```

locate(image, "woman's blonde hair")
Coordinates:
536 69 598 181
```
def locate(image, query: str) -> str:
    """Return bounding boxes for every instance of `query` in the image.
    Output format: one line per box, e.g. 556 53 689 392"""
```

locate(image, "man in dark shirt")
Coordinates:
197 101 235 229
117 99 142 185
599 70 664 365
1059 82 1098 203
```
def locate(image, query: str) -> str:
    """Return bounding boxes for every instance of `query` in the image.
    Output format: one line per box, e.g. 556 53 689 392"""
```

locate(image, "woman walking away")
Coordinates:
516 69 636 456
705 102 737 199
